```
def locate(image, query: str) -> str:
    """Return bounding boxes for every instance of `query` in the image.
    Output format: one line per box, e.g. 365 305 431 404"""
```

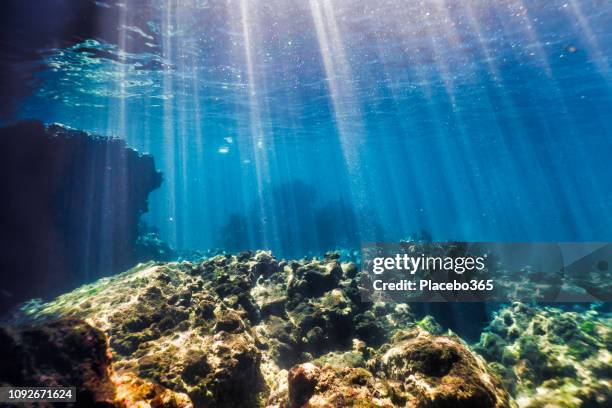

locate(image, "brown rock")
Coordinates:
288 363 320 407
286 363 395 407
0 317 117 406
378 329 512 408
0 318 191 407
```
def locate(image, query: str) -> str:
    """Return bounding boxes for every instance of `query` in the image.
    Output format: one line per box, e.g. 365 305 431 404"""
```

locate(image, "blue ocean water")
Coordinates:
15 0 612 258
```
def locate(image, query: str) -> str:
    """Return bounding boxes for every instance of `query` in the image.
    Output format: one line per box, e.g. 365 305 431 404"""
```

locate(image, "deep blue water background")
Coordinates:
14 0 612 258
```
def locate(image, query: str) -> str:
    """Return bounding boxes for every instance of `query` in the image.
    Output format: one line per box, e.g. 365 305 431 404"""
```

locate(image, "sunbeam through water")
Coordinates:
10 0 612 256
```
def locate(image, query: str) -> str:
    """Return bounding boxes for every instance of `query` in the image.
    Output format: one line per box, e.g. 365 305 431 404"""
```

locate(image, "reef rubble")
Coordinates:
3 251 610 407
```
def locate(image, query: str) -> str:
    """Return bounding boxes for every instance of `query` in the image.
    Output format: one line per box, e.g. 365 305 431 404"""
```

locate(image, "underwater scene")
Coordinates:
0 0 611 407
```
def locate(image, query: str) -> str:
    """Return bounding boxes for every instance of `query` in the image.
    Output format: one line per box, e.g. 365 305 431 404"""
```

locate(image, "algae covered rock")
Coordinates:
475 302 611 407
287 363 320 407
27 261 265 407
271 328 511 408
14 251 408 407
377 328 512 408
284 363 395 407
287 258 343 299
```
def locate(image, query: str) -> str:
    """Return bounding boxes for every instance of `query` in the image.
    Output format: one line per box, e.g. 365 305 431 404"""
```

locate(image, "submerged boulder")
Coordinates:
0 317 116 405
273 328 511 408
0 120 163 314
377 328 512 408
0 317 191 407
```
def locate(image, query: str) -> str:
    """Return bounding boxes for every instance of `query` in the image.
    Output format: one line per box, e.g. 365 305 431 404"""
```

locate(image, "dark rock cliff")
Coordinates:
0 120 162 314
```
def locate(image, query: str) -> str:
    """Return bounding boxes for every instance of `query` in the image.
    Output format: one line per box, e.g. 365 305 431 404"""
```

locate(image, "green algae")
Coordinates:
415 315 444 335
580 320 596 335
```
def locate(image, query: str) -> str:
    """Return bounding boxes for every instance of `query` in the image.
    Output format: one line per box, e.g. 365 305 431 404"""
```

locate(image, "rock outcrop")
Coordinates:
21 261 266 407
272 327 511 408
14 251 526 408
0 317 191 407
0 120 162 313
376 328 511 407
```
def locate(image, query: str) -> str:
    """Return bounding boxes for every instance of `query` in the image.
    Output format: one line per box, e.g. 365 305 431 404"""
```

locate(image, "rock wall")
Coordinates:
0 120 162 313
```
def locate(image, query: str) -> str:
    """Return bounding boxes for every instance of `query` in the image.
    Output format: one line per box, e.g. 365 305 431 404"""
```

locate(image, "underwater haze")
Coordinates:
12 0 612 257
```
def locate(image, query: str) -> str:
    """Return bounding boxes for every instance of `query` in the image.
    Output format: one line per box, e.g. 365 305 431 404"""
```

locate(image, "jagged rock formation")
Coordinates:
0 120 162 313
15 251 520 407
